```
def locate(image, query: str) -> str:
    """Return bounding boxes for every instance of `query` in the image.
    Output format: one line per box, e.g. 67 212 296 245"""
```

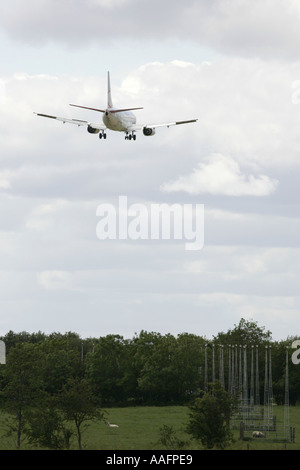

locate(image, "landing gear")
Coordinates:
125 132 136 141
99 131 107 139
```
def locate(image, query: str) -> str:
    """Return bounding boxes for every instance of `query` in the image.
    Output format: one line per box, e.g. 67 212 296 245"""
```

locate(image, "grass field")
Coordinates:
0 405 299 450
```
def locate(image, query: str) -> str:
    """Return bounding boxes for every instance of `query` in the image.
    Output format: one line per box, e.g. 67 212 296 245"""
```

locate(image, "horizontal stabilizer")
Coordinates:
69 104 106 113
69 104 143 113
109 107 143 113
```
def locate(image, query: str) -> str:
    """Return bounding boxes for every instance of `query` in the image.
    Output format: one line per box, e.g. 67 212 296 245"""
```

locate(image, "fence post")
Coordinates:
240 421 244 440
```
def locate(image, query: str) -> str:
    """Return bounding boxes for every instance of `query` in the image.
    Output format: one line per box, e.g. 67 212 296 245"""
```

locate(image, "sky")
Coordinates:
0 0 299 341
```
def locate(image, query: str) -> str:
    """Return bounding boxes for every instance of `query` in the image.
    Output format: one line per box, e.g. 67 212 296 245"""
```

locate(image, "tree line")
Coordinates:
0 319 299 448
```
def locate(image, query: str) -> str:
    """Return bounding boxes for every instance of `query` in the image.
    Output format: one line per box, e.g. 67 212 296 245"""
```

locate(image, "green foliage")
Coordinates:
157 424 190 450
0 405 300 450
58 377 104 449
214 318 272 345
272 338 300 405
86 334 133 406
186 382 236 449
0 318 299 448
25 400 73 450
38 336 83 395
136 332 205 404
0 343 45 448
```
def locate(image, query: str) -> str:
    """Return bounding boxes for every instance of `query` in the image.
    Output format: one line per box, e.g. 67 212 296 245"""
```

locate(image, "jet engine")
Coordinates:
143 127 156 136
87 125 100 134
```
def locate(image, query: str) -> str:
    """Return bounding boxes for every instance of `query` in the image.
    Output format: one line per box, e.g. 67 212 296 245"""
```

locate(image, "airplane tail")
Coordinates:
106 71 143 113
107 71 113 109
69 72 143 114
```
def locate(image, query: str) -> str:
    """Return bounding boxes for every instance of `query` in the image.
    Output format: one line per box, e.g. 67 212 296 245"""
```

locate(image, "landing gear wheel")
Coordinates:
125 132 136 141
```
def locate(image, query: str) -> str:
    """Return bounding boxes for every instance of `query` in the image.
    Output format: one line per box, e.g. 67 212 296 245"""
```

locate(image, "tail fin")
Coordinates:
69 72 143 114
107 71 113 109
107 71 143 113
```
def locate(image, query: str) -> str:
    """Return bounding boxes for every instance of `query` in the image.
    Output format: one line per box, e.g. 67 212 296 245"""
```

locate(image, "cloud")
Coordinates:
161 154 278 196
0 56 299 340
192 292 300 341
0 172 11 189
37 270 72 290
88 0 131 8
1 0 300 60
1 59 300 184
182 0 300 60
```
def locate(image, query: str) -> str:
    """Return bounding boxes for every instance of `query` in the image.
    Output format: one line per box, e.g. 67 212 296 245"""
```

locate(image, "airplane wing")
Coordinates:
129 119 198 132
34 113 106 130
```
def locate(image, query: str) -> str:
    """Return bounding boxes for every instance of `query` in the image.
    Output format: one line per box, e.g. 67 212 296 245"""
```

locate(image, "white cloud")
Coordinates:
32 199 69 216
184 245 300 300
0 79 5 105
88 0 131 8
192 292 300 340
37 270 72 290
25 199 69 231
1 58 300 177
0 172 11 189
0 1 300 341
1 0 300 60
181 0 300 60
161 154 278 196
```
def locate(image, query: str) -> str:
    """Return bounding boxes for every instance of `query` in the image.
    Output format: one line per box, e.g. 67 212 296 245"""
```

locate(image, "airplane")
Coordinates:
35 72 197 141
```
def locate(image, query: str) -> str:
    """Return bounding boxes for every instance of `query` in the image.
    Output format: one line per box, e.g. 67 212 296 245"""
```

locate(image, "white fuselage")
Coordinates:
103 109 136 132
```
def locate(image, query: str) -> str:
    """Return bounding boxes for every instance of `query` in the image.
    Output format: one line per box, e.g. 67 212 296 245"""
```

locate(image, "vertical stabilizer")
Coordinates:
107 71 113 109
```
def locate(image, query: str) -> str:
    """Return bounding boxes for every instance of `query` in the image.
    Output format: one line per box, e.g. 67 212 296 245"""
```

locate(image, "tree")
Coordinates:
136 333 178 404
25 398 73 450
214 318 272 345
86 334 130 406
0 330 46 354
186 381 236 449
58 377 103 450
136 333 205 404
1 343 44 449
172 333 206 401
39 335 83 395
272 338 300 405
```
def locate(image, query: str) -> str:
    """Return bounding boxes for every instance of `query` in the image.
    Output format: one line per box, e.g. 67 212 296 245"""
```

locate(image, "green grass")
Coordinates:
1 405 299 450
86 406 191 451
